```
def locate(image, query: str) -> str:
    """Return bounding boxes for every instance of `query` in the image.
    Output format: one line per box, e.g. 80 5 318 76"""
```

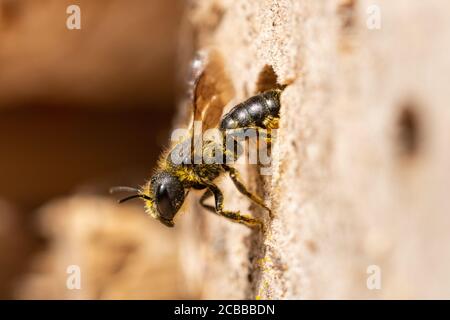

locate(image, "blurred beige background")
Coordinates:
0 0 192 299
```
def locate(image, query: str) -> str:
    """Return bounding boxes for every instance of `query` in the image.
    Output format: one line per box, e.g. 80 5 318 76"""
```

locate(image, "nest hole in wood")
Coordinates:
337 0 357 30
255 65 284 93
396 101 421 157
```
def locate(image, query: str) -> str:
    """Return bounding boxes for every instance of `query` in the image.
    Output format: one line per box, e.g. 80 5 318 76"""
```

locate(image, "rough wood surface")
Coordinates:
180 0 450 299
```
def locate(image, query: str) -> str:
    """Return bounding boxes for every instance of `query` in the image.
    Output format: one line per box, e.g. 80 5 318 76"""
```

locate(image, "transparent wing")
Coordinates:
187 49 235 161
189 49 234 133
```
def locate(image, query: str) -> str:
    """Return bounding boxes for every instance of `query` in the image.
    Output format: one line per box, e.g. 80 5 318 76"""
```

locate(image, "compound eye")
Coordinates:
156 184 176 221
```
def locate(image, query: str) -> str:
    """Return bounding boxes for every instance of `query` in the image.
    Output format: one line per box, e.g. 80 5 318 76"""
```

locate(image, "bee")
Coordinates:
111 50 283 228
220 89 281 132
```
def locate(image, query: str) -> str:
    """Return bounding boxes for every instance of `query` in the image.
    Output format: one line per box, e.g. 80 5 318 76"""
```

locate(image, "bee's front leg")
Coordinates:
200 183 263 229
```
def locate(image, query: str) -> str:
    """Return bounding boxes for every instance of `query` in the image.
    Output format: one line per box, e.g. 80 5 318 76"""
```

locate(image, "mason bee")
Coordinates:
111 50 283 228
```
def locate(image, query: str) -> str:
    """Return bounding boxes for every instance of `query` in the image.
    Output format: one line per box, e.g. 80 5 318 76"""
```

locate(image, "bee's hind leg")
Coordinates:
200 184 263 229
222 164 271 214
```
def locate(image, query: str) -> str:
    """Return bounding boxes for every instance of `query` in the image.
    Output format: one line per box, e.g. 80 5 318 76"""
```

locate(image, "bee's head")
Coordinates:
146 172 186 227
110 172 186 228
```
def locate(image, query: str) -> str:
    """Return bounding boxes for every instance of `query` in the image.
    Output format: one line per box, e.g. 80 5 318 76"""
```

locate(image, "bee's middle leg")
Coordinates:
201 183 262 229
222 164 271 213
199 189 215 213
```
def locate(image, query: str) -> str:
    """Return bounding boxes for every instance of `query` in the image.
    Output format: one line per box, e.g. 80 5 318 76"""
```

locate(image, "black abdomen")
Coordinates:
219 89 281 131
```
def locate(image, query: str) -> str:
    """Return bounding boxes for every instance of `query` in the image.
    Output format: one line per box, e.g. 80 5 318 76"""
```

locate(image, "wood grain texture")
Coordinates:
179 0 450 299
